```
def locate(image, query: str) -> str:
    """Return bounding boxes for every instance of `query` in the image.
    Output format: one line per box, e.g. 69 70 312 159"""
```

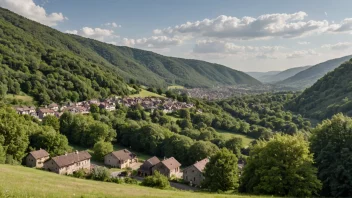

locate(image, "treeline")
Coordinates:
0 103 70 164
202 114 352 197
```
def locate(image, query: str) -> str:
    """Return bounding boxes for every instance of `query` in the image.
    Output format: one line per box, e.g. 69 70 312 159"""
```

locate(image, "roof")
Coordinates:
39 108 55 113
29 149 49 159
160 157 181 170
139 156 160 171
147 156 160 166
192 158 209 172
51 151 91 168
109 149 136 161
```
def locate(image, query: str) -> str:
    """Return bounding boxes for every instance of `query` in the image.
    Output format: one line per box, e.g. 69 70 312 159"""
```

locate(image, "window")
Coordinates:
194 177 196 182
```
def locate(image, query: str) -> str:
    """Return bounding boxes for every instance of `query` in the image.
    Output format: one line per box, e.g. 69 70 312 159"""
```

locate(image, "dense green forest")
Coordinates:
288 59 352 119
0 7 260 105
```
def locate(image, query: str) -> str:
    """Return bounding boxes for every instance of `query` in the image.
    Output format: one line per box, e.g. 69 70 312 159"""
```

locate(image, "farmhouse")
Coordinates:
138 156 160 176
25 149 50 168
37 108 55 119
104 149 138 169
183 158 209 186
152 157 181 178
44 150 91 175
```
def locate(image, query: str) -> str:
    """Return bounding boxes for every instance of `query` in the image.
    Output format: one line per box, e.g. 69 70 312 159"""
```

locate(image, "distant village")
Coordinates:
14 96 195 120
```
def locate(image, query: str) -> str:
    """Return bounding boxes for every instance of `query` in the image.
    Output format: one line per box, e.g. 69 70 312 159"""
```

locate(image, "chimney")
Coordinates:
75 150 79 154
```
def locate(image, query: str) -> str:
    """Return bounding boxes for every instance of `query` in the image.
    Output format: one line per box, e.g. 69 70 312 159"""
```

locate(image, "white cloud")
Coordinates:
193 40 282 54
286 50 319 59
321 42 351 50
122 36 183 48
328 18 352 32
298 41 310 45
0 0 66 26
154 12 330 40
65 27 115 41
104 22 121 28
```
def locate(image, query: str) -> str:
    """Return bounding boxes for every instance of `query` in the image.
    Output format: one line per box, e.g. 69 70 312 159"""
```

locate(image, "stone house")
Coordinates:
104 149 138 169
25 149 50 168
44 150 91 175
152 157 181 178
37 108 55 119
138 156 160 176
183 158 209 186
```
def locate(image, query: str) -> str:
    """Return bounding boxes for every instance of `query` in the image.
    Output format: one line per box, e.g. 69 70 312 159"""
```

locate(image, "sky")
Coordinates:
1 0 352 72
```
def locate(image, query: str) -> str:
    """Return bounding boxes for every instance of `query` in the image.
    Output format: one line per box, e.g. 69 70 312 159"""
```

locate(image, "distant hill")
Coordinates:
0 7 260 104
277 55 352 89
246 71 280 81
287 59 352 119
261 66 311 83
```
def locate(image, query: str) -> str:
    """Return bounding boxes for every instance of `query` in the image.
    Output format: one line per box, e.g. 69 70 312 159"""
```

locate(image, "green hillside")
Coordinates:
278 55 352 89
288 59 352 119
259 65 311 83
0 165 255 198
0 7 260 105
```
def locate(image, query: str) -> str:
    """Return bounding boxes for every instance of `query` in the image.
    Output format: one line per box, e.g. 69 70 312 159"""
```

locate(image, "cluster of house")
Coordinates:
14 98 117 120
15 96 194 120
25 148 210 187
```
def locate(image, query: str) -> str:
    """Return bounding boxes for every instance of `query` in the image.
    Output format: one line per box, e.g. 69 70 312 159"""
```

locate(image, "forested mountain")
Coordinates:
261 65 311 83
288 59 352 119
0 8 260 105
277 55 352 89
246 71 280 81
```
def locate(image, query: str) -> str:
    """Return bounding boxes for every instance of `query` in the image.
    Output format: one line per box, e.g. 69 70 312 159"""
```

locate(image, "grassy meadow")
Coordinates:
0 165 261 198
129 89 165 98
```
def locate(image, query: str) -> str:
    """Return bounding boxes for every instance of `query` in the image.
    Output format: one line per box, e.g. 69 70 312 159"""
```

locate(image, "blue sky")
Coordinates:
2 0 352 72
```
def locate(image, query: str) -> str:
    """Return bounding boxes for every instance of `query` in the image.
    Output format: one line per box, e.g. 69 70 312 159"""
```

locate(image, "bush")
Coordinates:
141 171 170 189
111 177 124 184
124 177 138 184
90 166 110 181
72 169 87 179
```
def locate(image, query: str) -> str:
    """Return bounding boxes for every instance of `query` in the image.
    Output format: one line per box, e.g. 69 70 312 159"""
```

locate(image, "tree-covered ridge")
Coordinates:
214 93 311 137
0 8 132 104
288 59 352 119
0 7 260 104
278 55 352 89
73 35 261 88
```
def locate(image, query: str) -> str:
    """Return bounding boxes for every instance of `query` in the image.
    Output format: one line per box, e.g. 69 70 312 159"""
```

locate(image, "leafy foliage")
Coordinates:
202 148 239 192
93 141 113 161
240 133 321 197
141 171 170 189
310 114 352 197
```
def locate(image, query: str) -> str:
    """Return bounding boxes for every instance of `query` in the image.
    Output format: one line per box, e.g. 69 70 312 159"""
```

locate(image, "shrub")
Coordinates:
90 166 110 181
141 171 170 189
72 169 87 179
124 177 138 184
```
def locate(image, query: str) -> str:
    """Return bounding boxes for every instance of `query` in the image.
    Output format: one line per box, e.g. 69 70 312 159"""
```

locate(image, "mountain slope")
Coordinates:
246 71 280 81
278 55 352 89
74 36 261 87
261 66 311 83
287 59 352 119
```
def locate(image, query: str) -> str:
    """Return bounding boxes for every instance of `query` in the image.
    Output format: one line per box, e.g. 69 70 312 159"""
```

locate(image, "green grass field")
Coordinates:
129 89 165 98
0 165 260 198
5 94 34 104
167 85 185 90
216 129 255 147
